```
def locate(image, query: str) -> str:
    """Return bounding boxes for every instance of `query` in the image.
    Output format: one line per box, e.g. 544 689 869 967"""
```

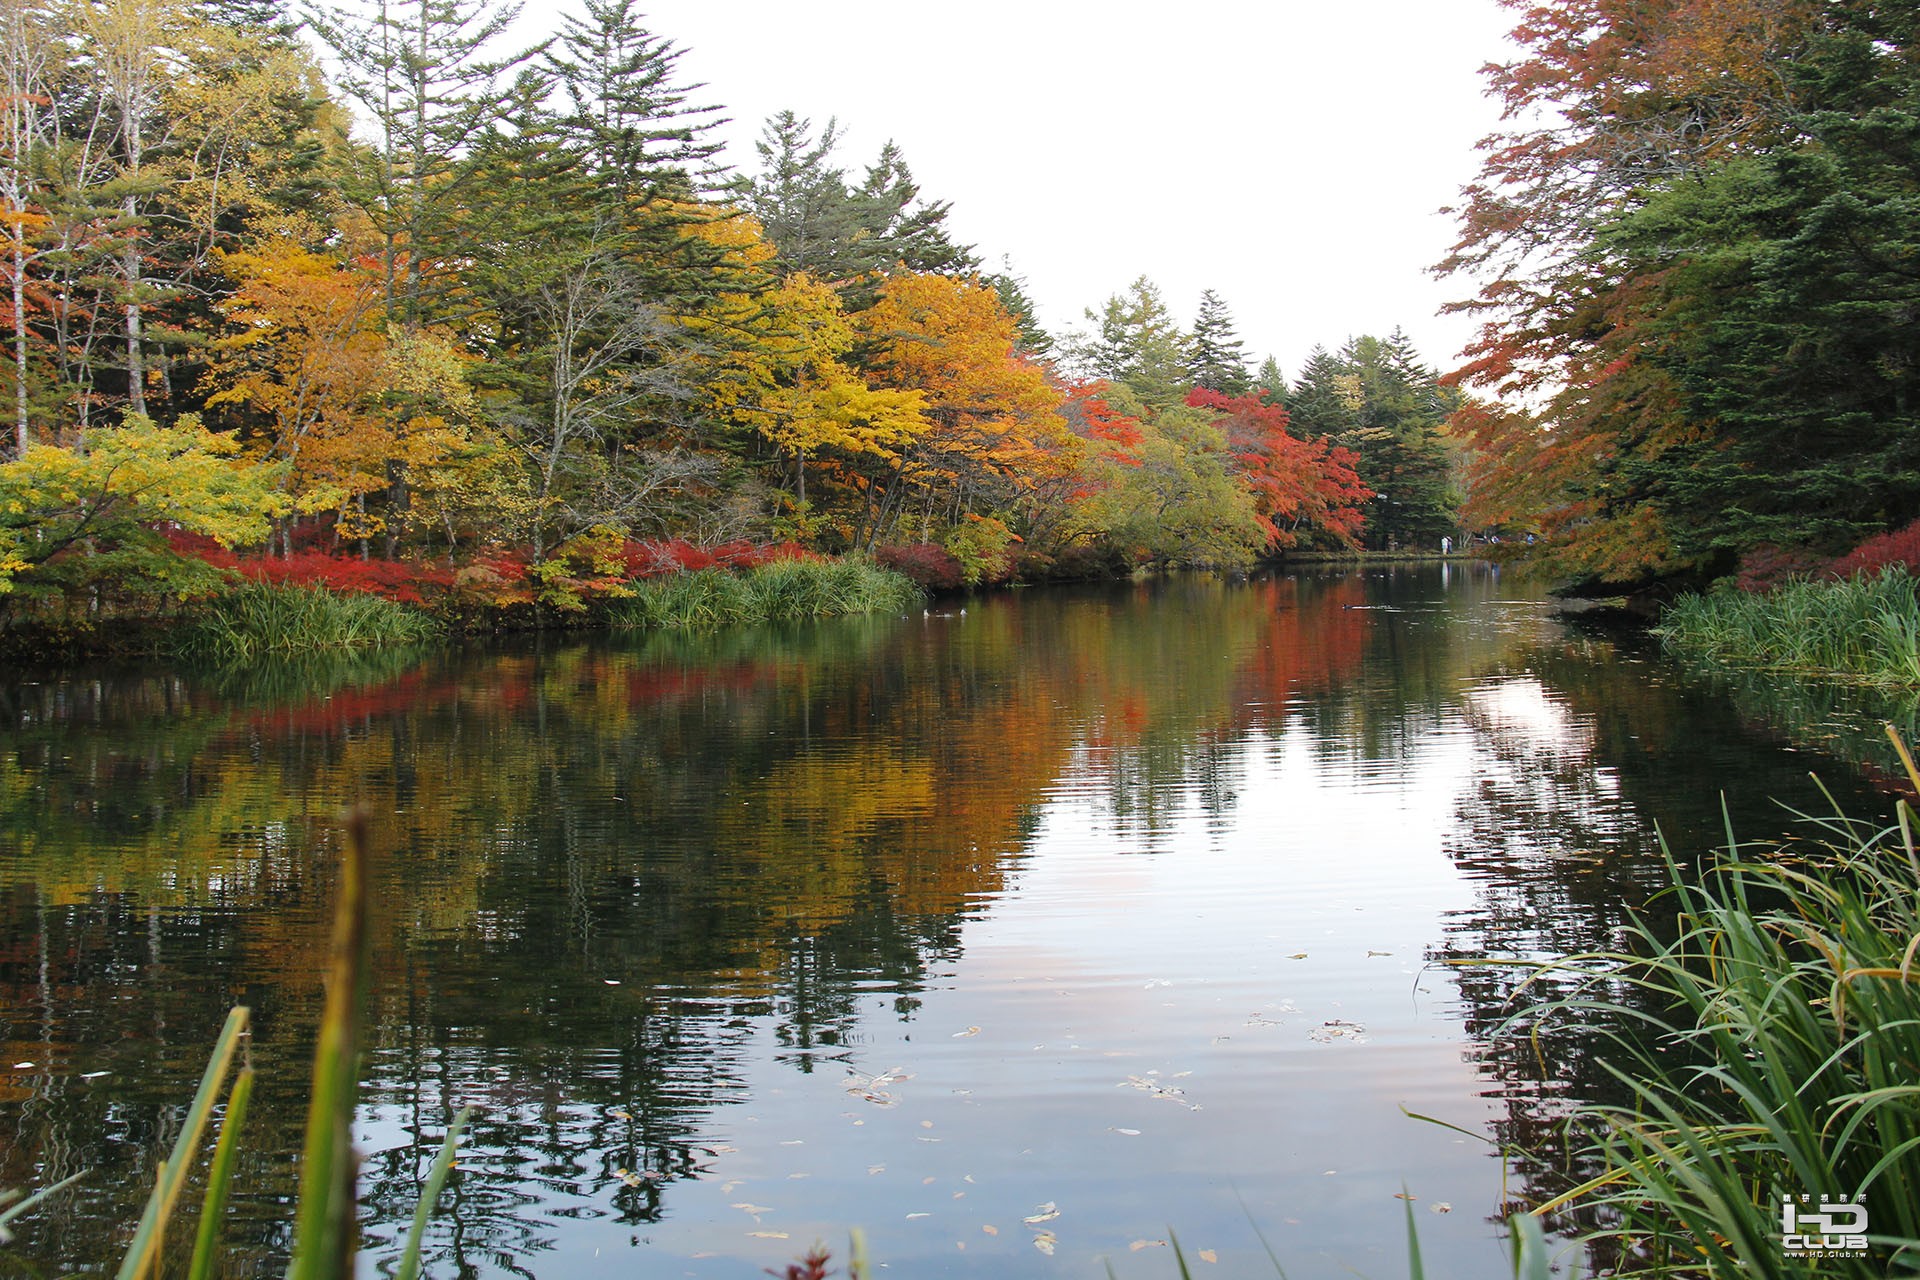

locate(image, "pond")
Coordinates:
0 565 1895 1278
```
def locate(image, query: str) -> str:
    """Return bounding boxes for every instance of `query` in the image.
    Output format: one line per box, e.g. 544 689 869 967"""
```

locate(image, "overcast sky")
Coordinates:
501 0 1521 381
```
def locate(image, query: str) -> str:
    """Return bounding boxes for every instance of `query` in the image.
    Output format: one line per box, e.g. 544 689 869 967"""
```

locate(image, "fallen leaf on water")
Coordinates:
720 1180 742 1193
731 1203 773 1215
712 1145 739 1154
748 1232 790 1240
611 1109 631 1120
1367 950 1393 958
1130 1239 1167 1251
1033 1232 1057 1256
952 1026 981 1038
868 1165 885 1176
80 1070 110 1080
1322 1170 1337 1176
1199 1249 1218 1263
1110 1127 1141 1136
982 1225 998 1236
920 1120 934 1129
953 1192 966 1200
778 1140 804 1146
922 1176 936 1185
1430 1202 1453 1214
1394 1192 1416 1201
11 1062 32 1069
1023 1203 1060 1225
1288 953 1308 960
906 1213 930 1220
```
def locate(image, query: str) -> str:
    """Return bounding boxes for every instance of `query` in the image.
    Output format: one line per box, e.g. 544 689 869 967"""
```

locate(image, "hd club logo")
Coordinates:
1781 1194 1870 1258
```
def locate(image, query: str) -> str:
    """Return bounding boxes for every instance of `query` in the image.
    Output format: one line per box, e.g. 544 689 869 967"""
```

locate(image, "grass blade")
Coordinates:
0 1171 86 1244
393 1106 472 1280
286 808 371 1280
117 1005 251 1280
187 1066 254 1280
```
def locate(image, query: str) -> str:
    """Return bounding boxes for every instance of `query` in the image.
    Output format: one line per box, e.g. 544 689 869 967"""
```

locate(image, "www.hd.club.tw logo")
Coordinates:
1781 1194 1870 1258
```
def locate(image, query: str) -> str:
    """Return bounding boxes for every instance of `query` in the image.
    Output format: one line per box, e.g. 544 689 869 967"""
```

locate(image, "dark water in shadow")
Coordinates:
0 566 1894 1277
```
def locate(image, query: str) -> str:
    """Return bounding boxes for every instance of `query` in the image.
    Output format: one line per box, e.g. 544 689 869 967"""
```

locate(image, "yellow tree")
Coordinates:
854 271 1070 548
203 223 388 549
679 214 923 527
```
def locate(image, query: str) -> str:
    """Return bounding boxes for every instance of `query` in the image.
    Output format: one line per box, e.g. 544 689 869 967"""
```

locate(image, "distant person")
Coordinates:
1440 535 1452 555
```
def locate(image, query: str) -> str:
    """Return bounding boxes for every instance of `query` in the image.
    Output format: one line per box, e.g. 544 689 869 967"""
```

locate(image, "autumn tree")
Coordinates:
852 271 1067 548
1431 0 1920 585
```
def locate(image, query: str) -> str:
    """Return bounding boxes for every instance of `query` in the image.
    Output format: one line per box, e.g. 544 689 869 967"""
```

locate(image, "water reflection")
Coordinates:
0 567 1894 1277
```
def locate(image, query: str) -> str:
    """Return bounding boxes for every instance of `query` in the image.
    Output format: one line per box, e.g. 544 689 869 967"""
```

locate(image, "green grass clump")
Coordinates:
1501 727 1920 1277
174 581 439 661
1657 567 1920 685
611 558 925 630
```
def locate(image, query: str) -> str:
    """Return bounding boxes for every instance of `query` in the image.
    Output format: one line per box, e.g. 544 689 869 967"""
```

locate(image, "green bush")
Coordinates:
174 581 439 661
610 558 924 630
1658 567 1920 685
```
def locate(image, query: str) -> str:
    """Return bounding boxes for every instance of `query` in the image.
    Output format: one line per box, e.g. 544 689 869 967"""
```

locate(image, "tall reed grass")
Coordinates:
174 581 439 661
611 558 924 631
1494 726 1920 1277
1657 567 1920 685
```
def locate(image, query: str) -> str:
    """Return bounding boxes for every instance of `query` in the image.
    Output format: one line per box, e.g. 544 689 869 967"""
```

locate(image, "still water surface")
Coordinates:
0 566 1894 1277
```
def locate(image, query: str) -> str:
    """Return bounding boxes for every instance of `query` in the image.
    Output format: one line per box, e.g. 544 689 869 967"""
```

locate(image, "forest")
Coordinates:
1447 0 1920 594
0 0 1467 635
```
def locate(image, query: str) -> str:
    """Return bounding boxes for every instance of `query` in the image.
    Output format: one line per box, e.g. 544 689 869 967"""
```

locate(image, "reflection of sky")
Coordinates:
476 712 1543 1280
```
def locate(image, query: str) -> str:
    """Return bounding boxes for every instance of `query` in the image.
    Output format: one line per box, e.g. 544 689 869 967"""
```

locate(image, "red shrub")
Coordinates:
874 542 964 590
618 538 813 578
1733 544 1830 592
1828 519 1920 580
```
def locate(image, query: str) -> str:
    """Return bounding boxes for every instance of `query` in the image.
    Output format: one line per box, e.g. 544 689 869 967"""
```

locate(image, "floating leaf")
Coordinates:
1430 1202 1453 1214
1393 1192 1416 1201
906 1212 930 1220
1032 1231 1056 1255
868 1165 885 1176
1111 1128 1141 1136
1023 1202 1060 1225
1288 953 1308 960
731 1203 774 1215
920 1120 934 1129
611 1109 631 1120
1199 1249 1218 1263
952 1026 981 1038
982 1225 998 1236
748 1231 790 1240
1367 950 1392 958
1130 1239 1167 1251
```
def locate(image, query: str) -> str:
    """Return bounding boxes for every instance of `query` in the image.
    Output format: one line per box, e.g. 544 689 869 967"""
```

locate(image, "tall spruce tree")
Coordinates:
1187 289 1250 394
545 0 724 199
305 0 539 324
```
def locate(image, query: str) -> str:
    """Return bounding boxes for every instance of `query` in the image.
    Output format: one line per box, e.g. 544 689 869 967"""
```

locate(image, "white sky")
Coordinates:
505 0 1521 382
